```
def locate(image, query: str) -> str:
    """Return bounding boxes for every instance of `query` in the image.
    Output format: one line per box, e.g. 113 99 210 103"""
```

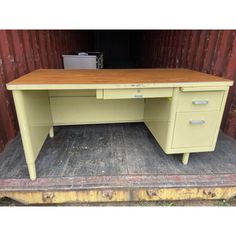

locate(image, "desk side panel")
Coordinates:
144 88 178 152
12 91 52 163
144 98 172 150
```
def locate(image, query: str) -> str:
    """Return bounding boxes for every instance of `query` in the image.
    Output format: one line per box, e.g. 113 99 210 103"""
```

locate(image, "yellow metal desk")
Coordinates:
7 69 233 180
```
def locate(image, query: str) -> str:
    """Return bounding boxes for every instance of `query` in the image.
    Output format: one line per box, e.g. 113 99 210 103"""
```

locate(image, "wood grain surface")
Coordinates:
7 68 232 86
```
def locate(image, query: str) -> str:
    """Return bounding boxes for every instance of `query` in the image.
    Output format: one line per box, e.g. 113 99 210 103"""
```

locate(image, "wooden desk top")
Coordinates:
7 68 233 90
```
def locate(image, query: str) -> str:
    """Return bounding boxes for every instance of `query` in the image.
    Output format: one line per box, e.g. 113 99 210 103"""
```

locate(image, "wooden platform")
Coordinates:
1 123 236 204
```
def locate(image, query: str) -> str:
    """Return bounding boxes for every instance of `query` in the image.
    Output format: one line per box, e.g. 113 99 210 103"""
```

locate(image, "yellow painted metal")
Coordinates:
12 91 52 180
144 98 172 150
172 111 219 148
1 187 236 204
180 86 229 92
166 146 215 154
133 187 236 202
143 87 229 162
96 89 104 99
177 90 224 112
169 88 229 155
211 88 229 147
144 88 180 152
50 97 144 125
49 90 96 97
161 88 180 152
182 153 190 165
101 88 173 99
49 127 54 138
0 190 129 204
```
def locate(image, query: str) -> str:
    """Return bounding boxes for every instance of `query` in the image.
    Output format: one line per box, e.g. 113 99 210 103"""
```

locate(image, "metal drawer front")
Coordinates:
177 91 224 112
172 111 219 148
98 88 173 99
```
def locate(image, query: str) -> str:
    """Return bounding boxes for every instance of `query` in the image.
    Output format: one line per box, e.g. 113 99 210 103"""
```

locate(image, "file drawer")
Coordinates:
177 91 224 112
172 111 219 148
98 88 173 99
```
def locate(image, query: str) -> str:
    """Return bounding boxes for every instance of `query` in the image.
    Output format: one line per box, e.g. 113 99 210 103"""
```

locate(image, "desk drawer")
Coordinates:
177 91 224 112
98 88 173 99
172 111 219 148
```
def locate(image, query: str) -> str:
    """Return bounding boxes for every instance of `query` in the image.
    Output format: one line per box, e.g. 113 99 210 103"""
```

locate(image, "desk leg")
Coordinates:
182 153 190 165
12 90 53 180
49 127 54 138
27 163 37 180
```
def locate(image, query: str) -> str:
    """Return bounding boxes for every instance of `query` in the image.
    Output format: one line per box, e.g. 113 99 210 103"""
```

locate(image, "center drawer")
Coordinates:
177 90 224 112
97 88 173 99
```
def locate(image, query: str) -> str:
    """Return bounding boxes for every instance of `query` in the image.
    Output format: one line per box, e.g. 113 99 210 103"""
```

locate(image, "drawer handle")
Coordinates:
134 94 143 98
192 100 208 105
189 120 205 125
